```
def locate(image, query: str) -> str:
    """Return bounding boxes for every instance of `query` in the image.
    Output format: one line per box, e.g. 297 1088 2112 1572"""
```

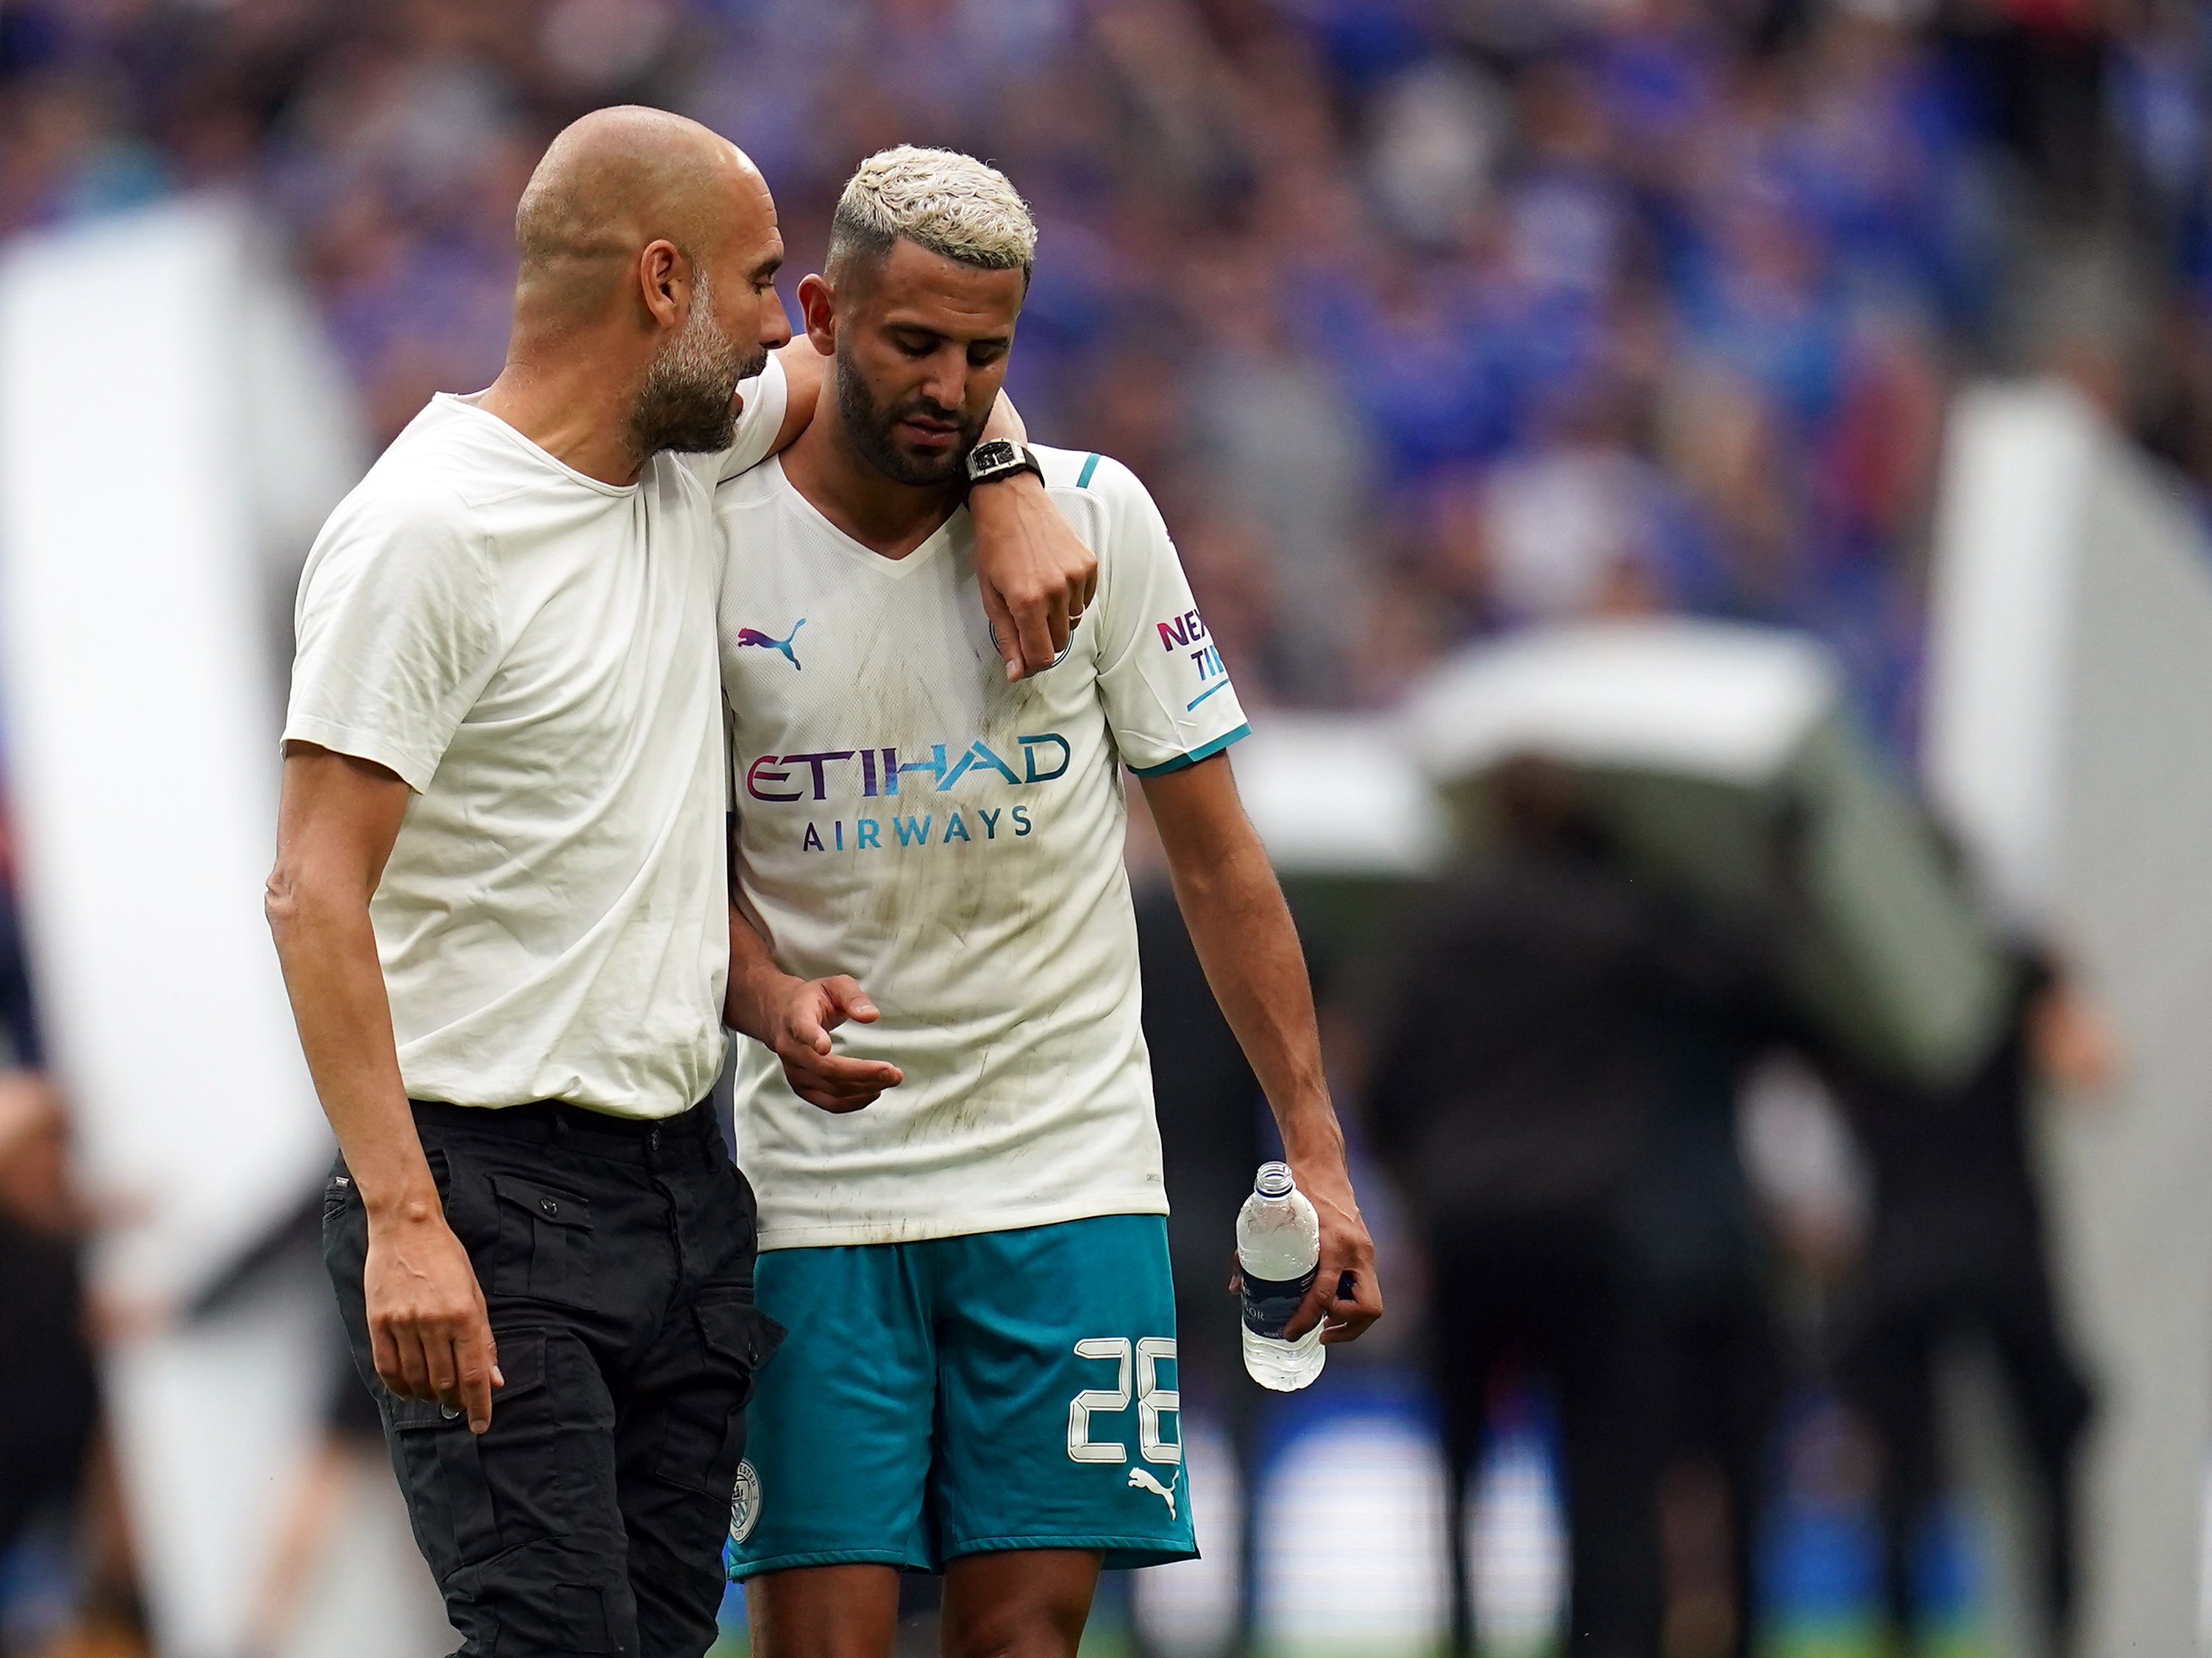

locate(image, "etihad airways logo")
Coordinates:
745 735 1071 803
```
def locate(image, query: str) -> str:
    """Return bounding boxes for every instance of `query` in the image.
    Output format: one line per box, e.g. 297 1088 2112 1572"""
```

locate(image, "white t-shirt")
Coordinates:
717 446 1250 1248
284 357 789 1119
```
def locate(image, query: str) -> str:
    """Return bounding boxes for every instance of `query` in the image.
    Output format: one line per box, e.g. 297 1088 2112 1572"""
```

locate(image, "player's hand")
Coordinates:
1283 1163 1383 1346
968 473 1097 682
766 973 903 1113
363 1207 502 1432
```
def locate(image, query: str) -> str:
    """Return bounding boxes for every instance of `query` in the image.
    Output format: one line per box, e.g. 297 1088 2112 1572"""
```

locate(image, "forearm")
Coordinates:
982 389 1027 445
723 902 801 1040
960 390 1094 679
1162 833 1348 1184
268 747 497 1412
965 392 1045 540
1148 757 1382 1336
268 885 433 1223
721 900 899 1110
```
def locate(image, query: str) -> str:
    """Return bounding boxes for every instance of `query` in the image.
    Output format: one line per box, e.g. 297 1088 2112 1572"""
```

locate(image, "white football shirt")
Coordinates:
717 445 1250 1248
284 357 789 1119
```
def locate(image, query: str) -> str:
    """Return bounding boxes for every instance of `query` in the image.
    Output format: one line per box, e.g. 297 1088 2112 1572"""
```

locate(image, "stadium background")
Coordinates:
4 0 2212 1656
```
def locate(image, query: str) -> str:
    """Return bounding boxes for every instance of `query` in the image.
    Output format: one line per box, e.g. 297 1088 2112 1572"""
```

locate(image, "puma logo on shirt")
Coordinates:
735 618 806 669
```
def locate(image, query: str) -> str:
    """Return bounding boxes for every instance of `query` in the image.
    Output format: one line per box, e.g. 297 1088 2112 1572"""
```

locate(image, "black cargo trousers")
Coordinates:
324 1099 784 1658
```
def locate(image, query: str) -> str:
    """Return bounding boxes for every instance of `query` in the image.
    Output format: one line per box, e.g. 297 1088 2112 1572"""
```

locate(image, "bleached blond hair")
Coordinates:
828 146 1035 284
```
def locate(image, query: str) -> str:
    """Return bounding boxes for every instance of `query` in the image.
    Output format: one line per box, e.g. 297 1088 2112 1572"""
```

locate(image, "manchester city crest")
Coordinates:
729 1459 763 1546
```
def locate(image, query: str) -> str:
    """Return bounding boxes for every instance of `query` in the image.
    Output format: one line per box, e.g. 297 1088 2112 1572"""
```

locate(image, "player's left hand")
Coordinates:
1285 1162 1383 1346
1226 1165 1384 1346
968 473 1097 682
763 973 904 1113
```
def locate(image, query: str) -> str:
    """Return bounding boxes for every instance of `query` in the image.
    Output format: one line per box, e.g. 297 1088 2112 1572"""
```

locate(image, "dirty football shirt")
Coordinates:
716 446 1249 1248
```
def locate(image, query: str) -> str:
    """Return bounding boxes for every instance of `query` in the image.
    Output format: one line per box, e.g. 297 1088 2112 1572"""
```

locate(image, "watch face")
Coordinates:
968 440 1018 477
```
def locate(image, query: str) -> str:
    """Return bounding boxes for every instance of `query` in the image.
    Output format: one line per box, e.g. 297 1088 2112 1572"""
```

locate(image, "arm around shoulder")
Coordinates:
966 395 1098 682
766 339 821 458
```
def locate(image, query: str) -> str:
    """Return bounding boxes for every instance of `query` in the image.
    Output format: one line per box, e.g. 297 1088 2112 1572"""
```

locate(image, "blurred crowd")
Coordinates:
2 0 2211 746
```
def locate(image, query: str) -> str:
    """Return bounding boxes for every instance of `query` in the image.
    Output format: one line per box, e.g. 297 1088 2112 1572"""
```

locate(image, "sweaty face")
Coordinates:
833 334 990 487
631 271 768 457
830 240 1023 488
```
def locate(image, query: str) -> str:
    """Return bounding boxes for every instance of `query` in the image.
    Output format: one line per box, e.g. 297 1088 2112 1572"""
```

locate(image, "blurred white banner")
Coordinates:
1926 379 2212 1658
0 195 368 1658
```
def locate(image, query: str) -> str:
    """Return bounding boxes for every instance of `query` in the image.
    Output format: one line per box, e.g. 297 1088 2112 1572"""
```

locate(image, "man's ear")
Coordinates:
637 239 685 331
797 273 840 358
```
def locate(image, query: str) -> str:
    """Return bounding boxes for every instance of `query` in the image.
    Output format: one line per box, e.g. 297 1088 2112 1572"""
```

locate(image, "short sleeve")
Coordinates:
1084 456 1251 775
283 485 499 793
702 351 791 485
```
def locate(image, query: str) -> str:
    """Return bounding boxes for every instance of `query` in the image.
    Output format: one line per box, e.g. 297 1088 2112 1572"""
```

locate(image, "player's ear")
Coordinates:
797 273 838 358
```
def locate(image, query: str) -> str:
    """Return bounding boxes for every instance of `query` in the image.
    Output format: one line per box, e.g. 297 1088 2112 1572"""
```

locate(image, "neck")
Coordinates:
477 331 652 487
779 390 961 560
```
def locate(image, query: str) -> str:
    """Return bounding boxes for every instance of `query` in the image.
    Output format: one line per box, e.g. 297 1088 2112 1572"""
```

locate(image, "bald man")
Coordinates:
266 108 1093 1658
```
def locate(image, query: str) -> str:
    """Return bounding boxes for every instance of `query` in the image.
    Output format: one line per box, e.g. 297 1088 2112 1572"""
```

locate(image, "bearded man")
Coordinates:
713 148 1382 1658
265 108 1091 1658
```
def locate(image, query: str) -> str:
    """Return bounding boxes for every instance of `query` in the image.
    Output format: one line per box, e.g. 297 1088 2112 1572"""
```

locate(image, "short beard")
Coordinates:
834 337 987 487
630 272 768 458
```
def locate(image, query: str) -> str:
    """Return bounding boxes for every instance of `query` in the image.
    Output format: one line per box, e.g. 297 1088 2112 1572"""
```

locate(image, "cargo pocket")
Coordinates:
655 1300 785 1497
486 1173 596 1311
321 1165 356 1226
382 1330 551 1582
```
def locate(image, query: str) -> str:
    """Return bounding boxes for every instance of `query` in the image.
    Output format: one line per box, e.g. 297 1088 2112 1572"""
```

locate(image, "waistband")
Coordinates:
410 1097 722 1166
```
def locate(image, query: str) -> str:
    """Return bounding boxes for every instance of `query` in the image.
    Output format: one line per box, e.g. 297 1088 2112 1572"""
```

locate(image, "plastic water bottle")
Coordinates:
1238 1161 1325 1391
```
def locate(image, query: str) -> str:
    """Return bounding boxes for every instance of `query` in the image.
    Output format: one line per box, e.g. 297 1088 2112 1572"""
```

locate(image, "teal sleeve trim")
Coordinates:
1128 721 1252 777
1075 451 1101 490
1185 679 1232 711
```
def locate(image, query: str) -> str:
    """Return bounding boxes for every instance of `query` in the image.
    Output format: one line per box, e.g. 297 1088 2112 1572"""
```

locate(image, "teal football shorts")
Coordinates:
724 1213 1196 1578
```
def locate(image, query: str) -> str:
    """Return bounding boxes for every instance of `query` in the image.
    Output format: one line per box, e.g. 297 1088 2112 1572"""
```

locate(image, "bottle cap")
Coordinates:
1255 1161 1294 1198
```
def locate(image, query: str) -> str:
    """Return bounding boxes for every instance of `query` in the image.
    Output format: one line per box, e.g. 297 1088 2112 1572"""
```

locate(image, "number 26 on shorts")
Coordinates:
1066 1336 1180 1465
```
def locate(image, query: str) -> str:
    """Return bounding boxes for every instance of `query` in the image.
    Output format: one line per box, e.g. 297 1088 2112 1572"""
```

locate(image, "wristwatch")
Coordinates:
966 439 1043 488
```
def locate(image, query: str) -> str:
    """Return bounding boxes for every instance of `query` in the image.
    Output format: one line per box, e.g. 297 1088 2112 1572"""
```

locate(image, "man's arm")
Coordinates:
767 337 824 457
265 744 502 1429
762 346 1091 680
724 901 903 1112
968 395 1099 682
1141 753 1384 1345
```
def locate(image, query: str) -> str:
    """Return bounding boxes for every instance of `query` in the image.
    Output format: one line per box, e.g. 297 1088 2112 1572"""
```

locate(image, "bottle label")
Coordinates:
1241 1265 1318 1338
